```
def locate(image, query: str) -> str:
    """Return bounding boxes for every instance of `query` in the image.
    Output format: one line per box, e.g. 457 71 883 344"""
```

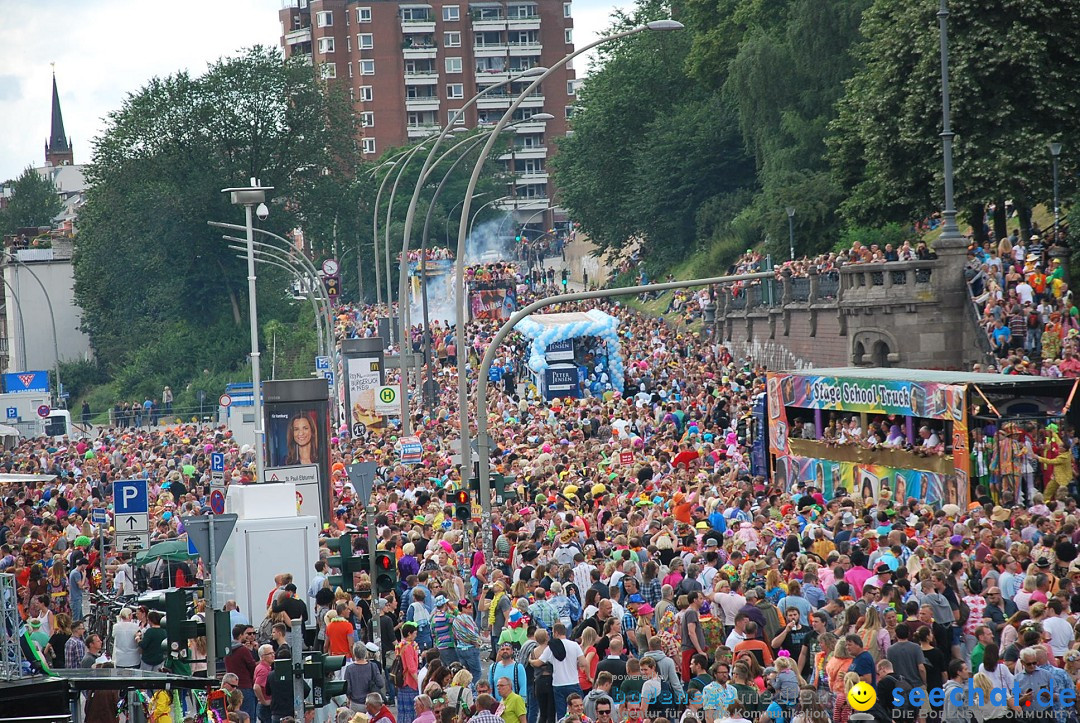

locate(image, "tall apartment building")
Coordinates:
278 0 576 230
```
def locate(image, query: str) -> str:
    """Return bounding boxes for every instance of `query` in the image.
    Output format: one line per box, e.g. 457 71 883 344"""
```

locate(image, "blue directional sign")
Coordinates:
90 508 108 525
210 452 225 473
114 479 148 516
315 356 331 370
5 408 15 419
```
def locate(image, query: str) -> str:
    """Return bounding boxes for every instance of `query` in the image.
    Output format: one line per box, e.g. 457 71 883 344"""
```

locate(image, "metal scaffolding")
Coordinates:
0 573 23 679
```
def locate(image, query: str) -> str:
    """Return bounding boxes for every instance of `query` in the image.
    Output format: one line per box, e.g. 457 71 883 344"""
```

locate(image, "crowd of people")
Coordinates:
968 233 1079 376
3 248 1080 723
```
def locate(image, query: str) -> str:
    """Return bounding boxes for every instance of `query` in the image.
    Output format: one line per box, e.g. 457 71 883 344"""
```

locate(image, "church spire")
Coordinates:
45 66 73 166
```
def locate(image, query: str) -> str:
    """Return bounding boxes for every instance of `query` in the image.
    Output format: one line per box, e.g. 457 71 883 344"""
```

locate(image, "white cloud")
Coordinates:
0 0 631 182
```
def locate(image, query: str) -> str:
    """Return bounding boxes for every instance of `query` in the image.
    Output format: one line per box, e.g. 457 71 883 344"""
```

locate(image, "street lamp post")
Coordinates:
1050 142 1063 244
785 207 796 261
452 18 684 560
394 72 548 432
221 179 274 484
935 0 965 248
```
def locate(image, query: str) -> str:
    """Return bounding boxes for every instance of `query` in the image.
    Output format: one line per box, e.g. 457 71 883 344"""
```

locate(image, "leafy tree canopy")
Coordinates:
73 46 359 394
0 166 63 234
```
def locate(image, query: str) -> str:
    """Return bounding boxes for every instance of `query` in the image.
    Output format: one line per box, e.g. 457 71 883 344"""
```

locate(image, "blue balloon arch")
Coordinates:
514 309 625 393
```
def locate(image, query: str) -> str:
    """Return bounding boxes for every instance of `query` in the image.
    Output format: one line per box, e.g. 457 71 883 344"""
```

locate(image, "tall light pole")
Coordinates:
935 0 965 248
370 159 400 307
394 72 548 431
785 207 796 261
452 17 684 554
219 180 273 483
1050 142 1063 244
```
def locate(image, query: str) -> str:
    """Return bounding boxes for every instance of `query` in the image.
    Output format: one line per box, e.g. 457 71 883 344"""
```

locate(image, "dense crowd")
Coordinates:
4 255 1080 723
967 234 1078 376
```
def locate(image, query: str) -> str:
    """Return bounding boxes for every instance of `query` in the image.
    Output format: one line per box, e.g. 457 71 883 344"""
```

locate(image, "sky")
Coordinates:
0 0 629 183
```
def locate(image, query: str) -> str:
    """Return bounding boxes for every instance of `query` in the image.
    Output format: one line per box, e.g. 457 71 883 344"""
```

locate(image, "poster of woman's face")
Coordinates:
267 402 328 471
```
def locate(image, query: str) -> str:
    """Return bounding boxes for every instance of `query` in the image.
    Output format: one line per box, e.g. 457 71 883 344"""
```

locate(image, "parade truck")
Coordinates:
0 370 78 439
765 367 1078 508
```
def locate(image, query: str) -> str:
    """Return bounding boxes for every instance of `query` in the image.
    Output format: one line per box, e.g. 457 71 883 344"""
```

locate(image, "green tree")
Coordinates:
73 46 359 394
0 166 63 234
683 0 868 256
829 0 1080 235
552 0 754 263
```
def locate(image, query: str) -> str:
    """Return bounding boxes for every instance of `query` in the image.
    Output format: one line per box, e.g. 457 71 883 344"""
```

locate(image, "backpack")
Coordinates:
389 654 407 688
957 597 971 627
649 679 683 720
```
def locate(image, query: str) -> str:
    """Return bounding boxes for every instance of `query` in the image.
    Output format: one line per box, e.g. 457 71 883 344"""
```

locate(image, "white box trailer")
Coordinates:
214 483 320 628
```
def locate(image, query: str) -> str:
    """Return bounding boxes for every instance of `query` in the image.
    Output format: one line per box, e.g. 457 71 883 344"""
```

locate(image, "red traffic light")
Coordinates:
377 554 393 570
454 490 470 505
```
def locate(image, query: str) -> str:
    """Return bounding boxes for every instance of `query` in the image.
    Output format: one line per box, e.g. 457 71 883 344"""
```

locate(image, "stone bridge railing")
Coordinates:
717 259 940 315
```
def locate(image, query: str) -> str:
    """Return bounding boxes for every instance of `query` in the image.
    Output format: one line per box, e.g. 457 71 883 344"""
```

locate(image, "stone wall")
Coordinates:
714 253 993 370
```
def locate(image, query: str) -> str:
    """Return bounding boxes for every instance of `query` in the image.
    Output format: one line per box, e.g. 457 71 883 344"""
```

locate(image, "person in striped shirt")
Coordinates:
454 599 483 684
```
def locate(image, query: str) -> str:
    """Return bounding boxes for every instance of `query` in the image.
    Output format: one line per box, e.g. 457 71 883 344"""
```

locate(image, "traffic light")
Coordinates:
163 589 198 662
454 489 472 522
374 550 397 593
515 234 522 243
306 652 348 705
327 533 360 593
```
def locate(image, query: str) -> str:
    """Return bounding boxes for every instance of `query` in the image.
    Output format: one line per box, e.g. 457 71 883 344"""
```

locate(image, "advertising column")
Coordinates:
342 337 385 437
263 379 331 525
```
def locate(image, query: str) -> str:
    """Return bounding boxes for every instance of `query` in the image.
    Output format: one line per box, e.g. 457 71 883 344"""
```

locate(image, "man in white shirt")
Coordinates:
1042 599 1074 658
724 613 748 649
113 558 136 596
714 580 746 629
533 623 586 720
1015 281 1034 305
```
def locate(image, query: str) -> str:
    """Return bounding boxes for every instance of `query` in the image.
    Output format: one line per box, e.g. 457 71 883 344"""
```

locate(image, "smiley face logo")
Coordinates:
847 681 877 711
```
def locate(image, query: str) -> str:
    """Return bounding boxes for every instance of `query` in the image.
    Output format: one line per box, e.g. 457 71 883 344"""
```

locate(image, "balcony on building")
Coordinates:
507 2 540 31
402 33 438 59
405 88 441 112
400 4 436 34
471 3 507 30
476 93 513 110
474 30 508 57
514 172 548 184
508 41 542 56
498 143 547 161
404 62 439 84
407 110 441 137
285 27 312 46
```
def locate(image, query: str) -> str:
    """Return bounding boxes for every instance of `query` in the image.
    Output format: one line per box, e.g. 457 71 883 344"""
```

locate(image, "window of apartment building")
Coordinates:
564 2 572 17
448 108 465 125
346 35 352 52
318 36 335 53
347 62 353 78
564 105 574 119
362 138 376 154
565 28 572 44
361 111 374 127
401 7 429 20
316 10 333 27
446 83 464 99
445 57 462 73
360 86 373 101
356 7 372 22
567 80 575 95
519 134 542 148
320 63 336 79
442 5 460 21
360 59 375 74
511 4 535 18
444 31 461 47
358 33 373 49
